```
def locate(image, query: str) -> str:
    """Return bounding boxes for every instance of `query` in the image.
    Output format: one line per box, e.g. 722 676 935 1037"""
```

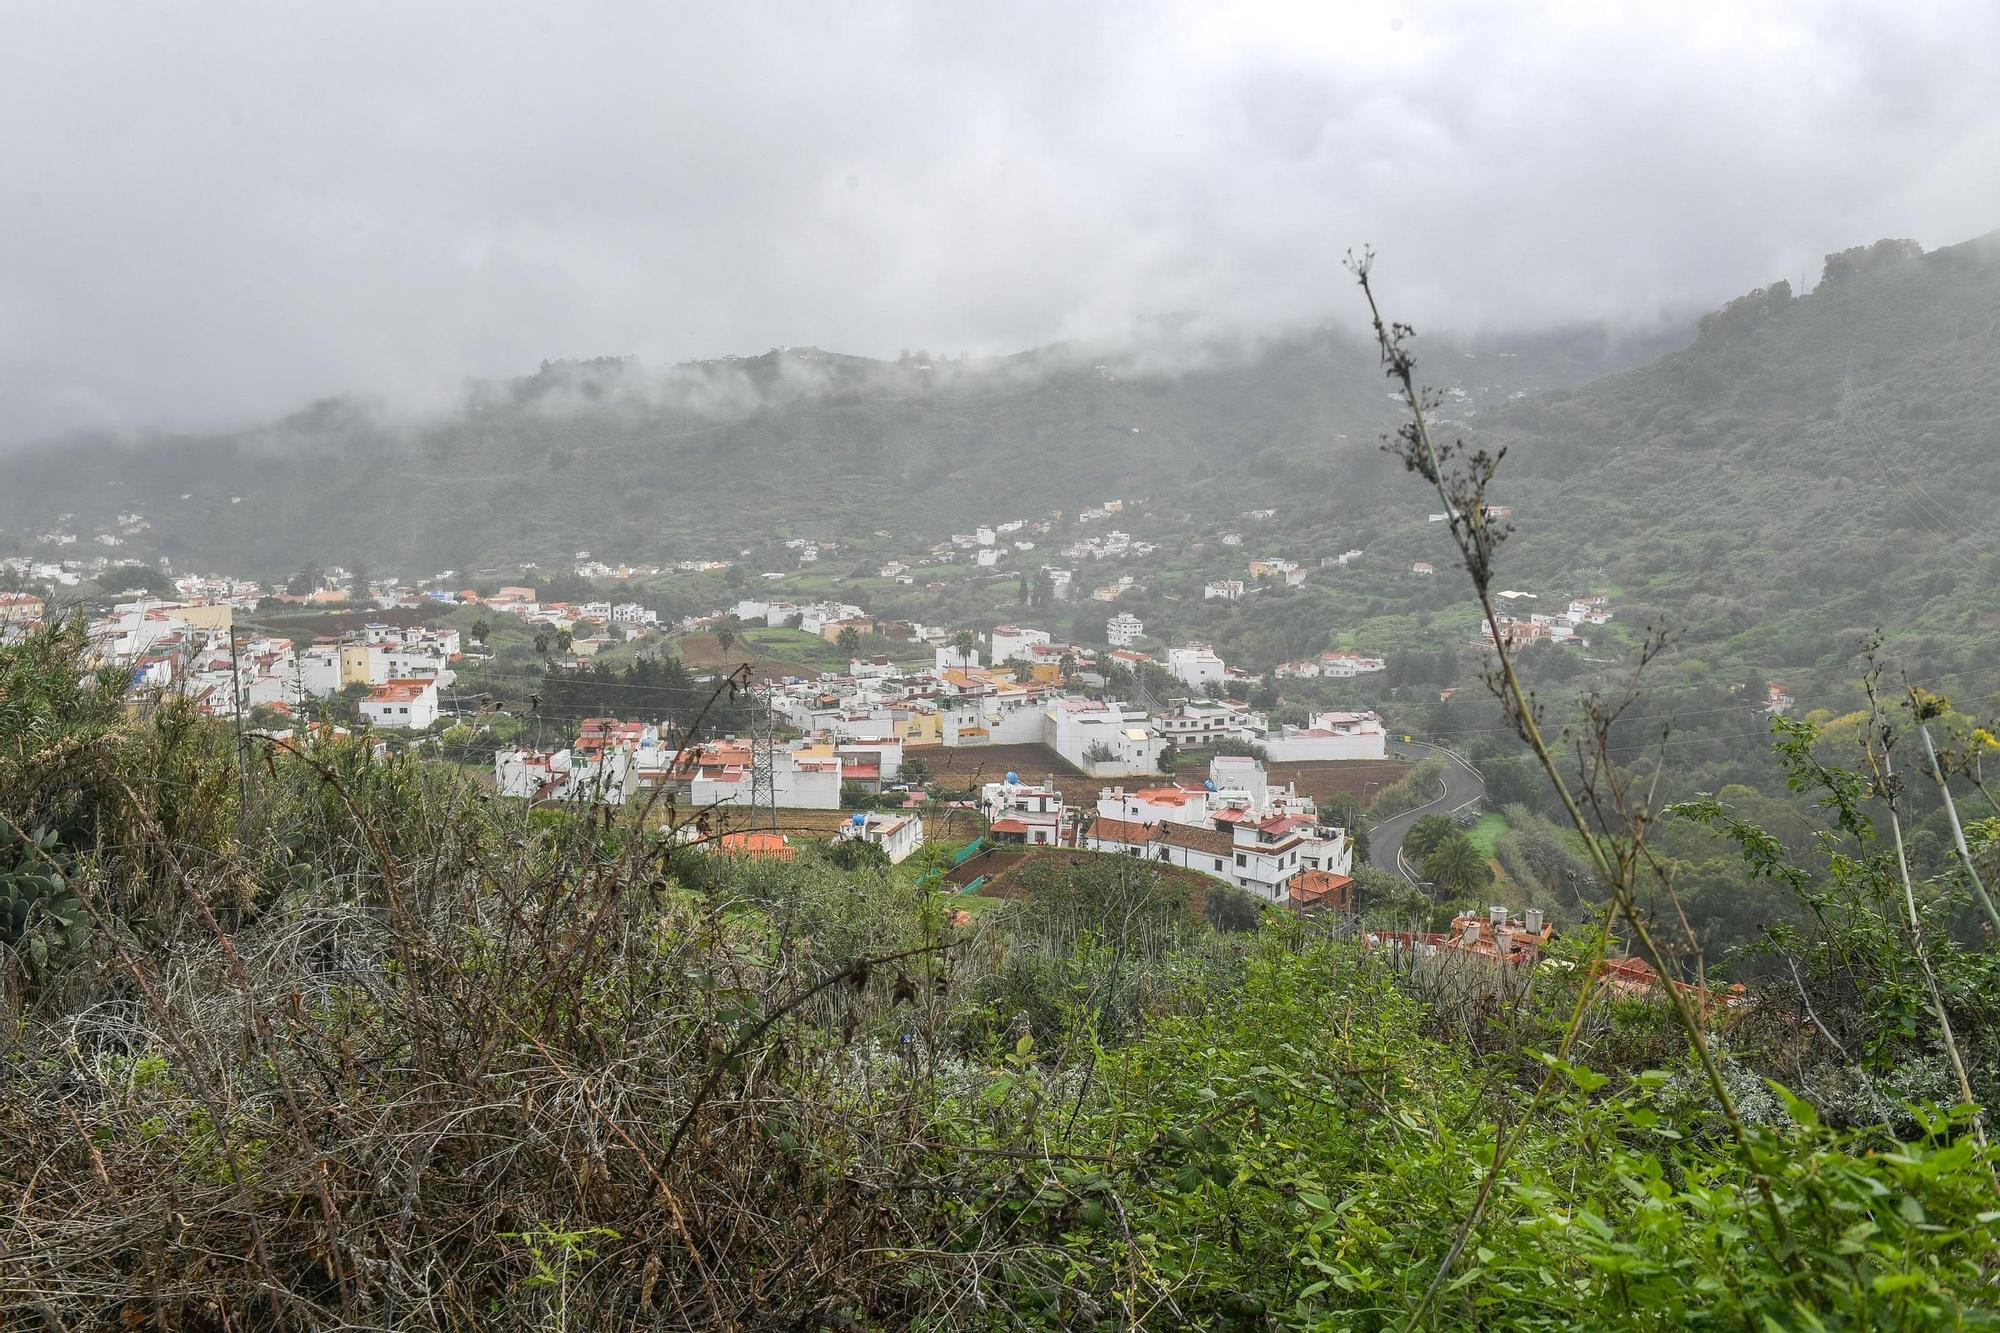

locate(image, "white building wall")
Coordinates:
1046 703 1164 777
495 748 572 798
300 647 342 698
990 626 1051 663
774 762 842 809
1260 726 1388 763
360 684 438 730
1166 646 1225 690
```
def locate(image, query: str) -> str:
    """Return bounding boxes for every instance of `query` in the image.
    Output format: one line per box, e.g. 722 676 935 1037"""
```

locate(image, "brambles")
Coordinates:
1 586 1997 1327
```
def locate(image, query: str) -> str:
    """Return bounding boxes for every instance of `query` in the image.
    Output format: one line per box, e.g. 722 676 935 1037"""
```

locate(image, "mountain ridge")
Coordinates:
0 319 1681 576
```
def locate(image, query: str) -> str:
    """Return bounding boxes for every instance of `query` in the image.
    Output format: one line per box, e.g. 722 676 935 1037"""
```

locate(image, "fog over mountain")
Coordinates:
4 1 1999 445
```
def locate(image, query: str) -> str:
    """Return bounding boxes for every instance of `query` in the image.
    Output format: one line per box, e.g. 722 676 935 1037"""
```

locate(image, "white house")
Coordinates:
1203 579 1246 601
360 678 439 730
1106 611 1144 648
1318 652 1386 678
1092 779 1213 827
834 811 926 864
1047 697 1164 777
298 643 345 697
981 776 1066 846
494 744 639 804
935 643 981 670
681 741 844 810
1260 710 1389 762
1085 804 1351 905
940 691 1050 747
989 624 1051 664
1166 644 1225 691
496 748 573 800
1154 699 1262 748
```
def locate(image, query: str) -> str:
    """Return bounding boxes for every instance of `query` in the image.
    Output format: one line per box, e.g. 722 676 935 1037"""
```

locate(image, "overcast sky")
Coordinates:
3 1 1997 444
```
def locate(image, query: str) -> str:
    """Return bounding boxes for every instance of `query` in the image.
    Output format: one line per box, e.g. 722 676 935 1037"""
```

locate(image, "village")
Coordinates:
0 490 1662 929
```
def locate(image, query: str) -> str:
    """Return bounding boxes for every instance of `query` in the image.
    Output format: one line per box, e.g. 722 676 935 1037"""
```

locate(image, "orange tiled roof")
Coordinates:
1288 870 1353 908
1156 822 1233 857
1086 815 1155 846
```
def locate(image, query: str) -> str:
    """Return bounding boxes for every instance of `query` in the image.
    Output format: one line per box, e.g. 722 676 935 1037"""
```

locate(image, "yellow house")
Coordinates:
818 617 872 645
171 602 235 631
338 642 376 687
0 592 47 621
896 707 941 745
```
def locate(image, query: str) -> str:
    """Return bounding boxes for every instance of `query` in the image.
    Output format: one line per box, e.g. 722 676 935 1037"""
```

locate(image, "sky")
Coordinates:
3 0 1998 445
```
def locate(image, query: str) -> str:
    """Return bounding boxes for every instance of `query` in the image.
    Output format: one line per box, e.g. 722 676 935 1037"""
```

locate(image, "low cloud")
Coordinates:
2 1 1996 446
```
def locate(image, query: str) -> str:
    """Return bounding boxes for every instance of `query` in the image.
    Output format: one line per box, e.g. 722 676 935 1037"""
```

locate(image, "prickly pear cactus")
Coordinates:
0 825 87 967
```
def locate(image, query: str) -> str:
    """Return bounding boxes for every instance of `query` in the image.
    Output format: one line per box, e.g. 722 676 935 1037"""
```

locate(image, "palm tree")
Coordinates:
836 625 862 658
555 629 573 654
533 631 550 656
716 625 738 658
1422 833 1492 899
1403 813 1456 861
950 629 977 668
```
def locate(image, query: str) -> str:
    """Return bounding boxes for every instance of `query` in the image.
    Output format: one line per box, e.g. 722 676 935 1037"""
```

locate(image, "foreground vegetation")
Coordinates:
2 613 1997 1330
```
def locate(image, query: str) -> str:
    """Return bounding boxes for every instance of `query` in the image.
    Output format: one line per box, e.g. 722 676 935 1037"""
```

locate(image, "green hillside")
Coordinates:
1465 231 2000 669
0 326 1670 577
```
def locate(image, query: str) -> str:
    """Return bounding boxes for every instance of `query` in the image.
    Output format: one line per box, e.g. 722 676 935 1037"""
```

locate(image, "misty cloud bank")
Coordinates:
3 1 1998 446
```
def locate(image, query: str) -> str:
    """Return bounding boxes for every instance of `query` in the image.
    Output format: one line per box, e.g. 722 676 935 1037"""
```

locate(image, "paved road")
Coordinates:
1368 740 1486 885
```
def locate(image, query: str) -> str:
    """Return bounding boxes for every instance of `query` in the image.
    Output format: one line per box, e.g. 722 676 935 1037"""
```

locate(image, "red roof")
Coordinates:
717 832 796 860
989 818 1029 834
1156 822 1234 856
1256 815 1309 835
1086 815 1155 846
1288 870 1353 908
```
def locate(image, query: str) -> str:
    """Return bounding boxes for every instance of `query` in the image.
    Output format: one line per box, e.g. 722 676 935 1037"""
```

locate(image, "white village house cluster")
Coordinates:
1 491 1642 915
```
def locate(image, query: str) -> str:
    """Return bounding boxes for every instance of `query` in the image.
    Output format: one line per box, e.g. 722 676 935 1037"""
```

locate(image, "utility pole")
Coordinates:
227 611 250 833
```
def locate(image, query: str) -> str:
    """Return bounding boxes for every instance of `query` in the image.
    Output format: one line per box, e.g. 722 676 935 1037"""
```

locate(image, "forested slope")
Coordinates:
0 325 1665 575
1476 232 2000 671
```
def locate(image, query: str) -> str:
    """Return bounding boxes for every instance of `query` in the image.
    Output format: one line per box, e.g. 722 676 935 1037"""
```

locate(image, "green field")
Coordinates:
1465 811 1509 858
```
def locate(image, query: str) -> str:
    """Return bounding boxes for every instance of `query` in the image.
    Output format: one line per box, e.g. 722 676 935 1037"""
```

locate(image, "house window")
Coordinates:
1235 853 1246 867
1214 858 1223 871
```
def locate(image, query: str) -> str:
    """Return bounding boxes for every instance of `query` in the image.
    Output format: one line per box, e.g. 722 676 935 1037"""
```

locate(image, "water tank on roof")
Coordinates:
852 812 867 825
1005 771 1019 784
1204 779 1218 792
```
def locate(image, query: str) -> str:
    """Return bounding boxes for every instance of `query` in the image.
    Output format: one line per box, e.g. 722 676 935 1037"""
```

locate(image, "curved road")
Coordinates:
1368 740 1486 886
